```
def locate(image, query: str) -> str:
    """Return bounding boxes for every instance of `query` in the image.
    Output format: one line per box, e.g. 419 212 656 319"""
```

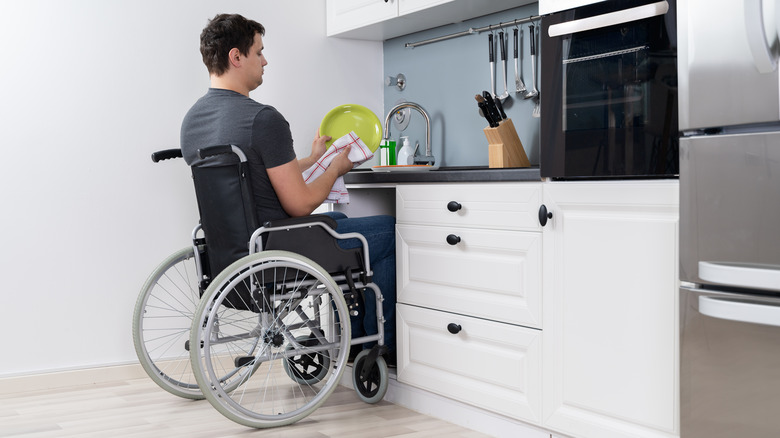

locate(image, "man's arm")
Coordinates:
267 146 352 217
296 130 330 172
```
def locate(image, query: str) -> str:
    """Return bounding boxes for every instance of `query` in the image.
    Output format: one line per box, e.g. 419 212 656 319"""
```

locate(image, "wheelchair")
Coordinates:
132 145 390 428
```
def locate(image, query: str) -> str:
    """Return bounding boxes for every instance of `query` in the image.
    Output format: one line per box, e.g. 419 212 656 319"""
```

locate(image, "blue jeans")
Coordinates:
322 211 396 352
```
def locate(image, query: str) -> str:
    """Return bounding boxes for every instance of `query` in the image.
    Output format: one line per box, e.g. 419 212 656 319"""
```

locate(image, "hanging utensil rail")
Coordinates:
405 15 541 48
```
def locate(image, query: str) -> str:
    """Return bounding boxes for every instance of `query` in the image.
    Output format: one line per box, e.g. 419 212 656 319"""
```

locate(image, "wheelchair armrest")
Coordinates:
255 214 367 278
262 214 338 231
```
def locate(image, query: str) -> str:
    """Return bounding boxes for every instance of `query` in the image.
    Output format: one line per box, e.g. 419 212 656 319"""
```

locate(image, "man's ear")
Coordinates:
228 48 242 68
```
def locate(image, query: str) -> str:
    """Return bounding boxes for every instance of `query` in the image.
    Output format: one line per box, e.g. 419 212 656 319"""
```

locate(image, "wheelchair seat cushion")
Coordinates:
263 215 365 276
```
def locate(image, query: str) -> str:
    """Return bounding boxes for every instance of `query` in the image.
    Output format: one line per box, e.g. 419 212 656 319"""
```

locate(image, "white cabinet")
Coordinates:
327 0 536 40
397 304 542 422
395 182 544 424
326 0 397 37
541 181 680 438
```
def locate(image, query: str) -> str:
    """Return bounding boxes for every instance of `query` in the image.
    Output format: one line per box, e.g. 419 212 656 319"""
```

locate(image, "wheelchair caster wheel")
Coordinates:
352 349 388 404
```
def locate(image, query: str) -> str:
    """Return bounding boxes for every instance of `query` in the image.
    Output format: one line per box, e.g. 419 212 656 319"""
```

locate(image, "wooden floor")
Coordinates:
0 376 491 437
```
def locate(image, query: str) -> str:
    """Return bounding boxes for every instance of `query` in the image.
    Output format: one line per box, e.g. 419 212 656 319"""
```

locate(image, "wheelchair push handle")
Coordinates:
198 145 248 162
151 149 182 163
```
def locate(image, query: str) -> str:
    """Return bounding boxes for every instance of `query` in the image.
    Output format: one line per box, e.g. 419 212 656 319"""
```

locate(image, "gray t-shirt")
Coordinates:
181 88 297 222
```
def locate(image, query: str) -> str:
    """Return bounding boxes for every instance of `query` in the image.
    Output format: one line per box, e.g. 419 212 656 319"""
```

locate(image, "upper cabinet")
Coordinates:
327 0 537 40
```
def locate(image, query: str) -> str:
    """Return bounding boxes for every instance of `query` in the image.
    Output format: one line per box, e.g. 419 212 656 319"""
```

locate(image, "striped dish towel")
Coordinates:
302 131 373 203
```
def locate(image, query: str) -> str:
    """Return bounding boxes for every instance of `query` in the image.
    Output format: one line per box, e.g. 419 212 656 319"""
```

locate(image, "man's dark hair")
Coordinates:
200 14 265 76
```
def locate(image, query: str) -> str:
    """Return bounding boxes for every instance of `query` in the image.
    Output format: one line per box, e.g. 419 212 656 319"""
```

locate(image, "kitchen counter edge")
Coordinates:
343 167 541 185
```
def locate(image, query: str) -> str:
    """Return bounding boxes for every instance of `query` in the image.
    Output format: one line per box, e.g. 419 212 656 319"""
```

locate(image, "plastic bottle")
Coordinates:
379 139 396 166
396 136 414 165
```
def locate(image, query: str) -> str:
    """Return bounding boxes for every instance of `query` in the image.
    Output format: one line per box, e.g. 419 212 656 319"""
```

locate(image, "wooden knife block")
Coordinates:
484 118 530 168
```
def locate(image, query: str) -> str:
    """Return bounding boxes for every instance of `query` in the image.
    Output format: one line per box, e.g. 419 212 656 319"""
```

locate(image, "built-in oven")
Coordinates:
540 0 678 179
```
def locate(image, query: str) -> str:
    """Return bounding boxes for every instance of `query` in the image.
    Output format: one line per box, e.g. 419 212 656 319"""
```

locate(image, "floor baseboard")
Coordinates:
0 363 148 396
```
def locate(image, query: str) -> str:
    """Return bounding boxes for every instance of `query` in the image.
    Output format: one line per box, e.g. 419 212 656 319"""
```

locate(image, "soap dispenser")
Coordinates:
396 136 415 165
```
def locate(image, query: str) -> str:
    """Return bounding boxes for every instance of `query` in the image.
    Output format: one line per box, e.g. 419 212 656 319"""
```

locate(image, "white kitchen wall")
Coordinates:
0 0 382 378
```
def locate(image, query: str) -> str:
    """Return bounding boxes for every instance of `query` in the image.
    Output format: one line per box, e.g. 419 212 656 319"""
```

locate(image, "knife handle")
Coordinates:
478 101 497 127
495 97 507 120
488 33 494 62
499 31 506 61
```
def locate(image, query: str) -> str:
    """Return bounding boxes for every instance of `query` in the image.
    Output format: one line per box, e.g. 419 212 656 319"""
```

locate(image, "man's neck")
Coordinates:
210 75 250 96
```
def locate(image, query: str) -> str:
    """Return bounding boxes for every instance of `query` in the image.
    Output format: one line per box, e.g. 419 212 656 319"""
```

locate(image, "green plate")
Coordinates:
319 104 383 152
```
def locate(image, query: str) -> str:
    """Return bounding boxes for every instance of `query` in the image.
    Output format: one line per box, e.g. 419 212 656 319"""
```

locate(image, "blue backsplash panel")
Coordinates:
383 3 540 168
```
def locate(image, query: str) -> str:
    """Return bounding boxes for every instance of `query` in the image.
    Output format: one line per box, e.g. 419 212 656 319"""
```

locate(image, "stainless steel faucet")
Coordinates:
383 102 434 166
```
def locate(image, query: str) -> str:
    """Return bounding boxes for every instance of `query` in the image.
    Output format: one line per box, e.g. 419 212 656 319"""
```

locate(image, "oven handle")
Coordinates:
699 295 780 328
548 1 669 37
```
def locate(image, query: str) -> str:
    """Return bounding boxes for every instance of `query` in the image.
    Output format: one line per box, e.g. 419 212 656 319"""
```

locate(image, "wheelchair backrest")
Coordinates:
191 158 257 281
189 145 365 285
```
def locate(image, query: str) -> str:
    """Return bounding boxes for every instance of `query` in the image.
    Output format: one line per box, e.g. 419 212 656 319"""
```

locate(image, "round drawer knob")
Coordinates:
447 201 462 212
446 234 461 245
447 323 462 334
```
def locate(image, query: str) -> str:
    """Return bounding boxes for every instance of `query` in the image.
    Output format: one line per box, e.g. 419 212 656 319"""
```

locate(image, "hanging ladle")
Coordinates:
488 32 496 97
514 27 527 93
497 31 510 101
524 23 539 100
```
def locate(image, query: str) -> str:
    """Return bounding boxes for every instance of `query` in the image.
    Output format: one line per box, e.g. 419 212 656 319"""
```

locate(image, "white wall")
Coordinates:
0 0 383 378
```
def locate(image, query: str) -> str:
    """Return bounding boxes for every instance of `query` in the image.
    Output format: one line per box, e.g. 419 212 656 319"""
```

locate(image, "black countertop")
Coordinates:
343 166 542 184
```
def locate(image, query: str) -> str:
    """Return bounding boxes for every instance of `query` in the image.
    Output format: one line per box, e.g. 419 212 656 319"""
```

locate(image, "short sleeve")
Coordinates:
252 107 296 168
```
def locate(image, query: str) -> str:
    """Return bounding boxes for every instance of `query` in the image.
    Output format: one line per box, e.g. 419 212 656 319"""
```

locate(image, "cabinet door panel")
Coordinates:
398 0 453 15
542 181 679 438
396 183 542 231
397 304 542 423
397 224 542 328
326 0 397 36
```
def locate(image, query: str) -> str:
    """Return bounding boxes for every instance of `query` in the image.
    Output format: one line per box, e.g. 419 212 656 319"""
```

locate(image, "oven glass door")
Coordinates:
540 0 678 178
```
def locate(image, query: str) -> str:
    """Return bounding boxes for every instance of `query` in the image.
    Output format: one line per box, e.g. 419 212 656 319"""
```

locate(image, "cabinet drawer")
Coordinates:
396 224 542 328
396 183 542 231
397 303 542 423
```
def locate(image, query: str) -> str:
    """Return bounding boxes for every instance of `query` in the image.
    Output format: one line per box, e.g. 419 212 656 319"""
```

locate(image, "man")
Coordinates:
180 14 395 359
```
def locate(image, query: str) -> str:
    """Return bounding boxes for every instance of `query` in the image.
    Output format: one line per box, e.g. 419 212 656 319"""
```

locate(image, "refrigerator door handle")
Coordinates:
699 261 780 292
699 295 780 327
744 0 778 73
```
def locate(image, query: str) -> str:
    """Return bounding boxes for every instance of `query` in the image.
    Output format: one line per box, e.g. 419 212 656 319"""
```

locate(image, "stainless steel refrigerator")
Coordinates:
678 1 780 437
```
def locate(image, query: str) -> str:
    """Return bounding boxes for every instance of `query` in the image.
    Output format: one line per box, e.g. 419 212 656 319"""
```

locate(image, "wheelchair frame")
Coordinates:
132 146 389 429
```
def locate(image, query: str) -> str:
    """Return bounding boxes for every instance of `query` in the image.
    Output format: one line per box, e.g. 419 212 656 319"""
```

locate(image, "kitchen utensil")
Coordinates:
319 104 383 152
488 33 496 97
524 24 539 101
475 94 498 127
482 91 503 125
525 24 540 118
513 28 527 93
495 95 507 120
498 31 510 101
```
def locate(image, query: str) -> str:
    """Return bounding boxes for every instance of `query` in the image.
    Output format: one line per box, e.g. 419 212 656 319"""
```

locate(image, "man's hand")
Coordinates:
311 129 330 161
330 146 353 176
298 129 331 172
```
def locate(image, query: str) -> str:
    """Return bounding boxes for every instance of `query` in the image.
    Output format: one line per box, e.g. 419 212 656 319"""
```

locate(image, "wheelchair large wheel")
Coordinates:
132 246 204 399
190 250 351 429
